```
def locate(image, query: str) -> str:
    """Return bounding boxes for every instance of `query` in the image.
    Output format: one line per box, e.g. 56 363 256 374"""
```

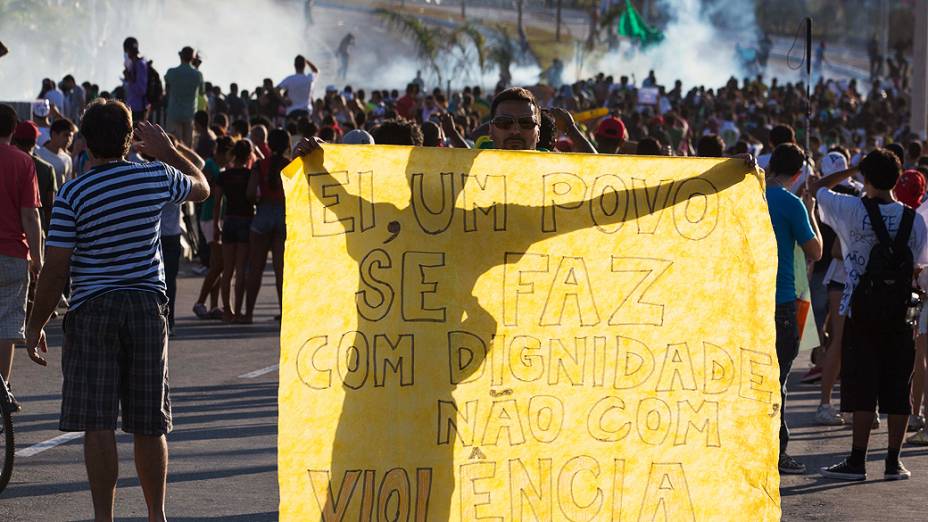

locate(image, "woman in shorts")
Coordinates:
193 136 234 320
215 139 255 322
240 129 290 324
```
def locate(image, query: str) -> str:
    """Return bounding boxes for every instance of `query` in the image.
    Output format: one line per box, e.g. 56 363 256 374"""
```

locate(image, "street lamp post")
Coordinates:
912 0 928 138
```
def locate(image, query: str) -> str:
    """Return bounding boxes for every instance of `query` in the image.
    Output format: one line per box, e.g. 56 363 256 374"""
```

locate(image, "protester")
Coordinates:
10 121 57 232
242 129 290 323
814 149 928 481
766 143 824 475
277 55 319 118
60 75 86 123
164 46 205 147
215 139 255 322
193 136 235 321
0 104 43 411
122 37 149 122
36 118 76 188
594 116 627 154
24 100 209 521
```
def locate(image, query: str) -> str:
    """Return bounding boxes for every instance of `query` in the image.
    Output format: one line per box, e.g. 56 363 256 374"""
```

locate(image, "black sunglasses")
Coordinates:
491 115 538 130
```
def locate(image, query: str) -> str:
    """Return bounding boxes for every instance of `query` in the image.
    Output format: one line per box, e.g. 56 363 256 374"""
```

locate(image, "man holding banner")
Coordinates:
282 88 781 521
764 143 823 476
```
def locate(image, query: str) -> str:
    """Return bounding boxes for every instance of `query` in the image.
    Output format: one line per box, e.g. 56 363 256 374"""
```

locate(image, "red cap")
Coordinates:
12 120 40 142
555 137 574 152
594 116 626 140
894 169 926 209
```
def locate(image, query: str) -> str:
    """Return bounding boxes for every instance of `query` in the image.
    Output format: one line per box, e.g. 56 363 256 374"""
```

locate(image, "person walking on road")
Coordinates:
0 104 43 411
24 100 209 521
164 46 204 147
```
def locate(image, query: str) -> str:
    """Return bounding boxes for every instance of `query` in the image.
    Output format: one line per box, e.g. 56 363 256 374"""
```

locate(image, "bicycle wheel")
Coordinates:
0 408 13 494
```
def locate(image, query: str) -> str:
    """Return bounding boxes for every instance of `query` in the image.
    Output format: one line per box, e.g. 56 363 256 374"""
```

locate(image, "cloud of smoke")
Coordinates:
571 0 763 89
1 0 800 104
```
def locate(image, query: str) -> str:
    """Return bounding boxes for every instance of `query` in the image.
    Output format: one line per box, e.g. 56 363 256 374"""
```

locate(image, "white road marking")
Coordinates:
16 432 83 458
238 364 279 379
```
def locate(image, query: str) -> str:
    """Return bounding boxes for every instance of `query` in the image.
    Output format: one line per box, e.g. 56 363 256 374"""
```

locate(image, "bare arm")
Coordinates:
175 139 205 170
800 185 823 262
551 108 597 154
809 165 858 194
440 113 469 149
306 60 319 74
24 246 72 366
21 207 43 274
135 121 210 202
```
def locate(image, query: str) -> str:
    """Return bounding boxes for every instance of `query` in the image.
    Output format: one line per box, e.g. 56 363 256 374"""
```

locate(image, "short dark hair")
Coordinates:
295 55 306 70
0 104 17 138
194 110 210 128
421 121 442 147
860 148 902 190
885 142 905 166
123 36 139 53
696 134 725 157
80 100 132 159
50 118 77 135
768 143 806 176
268 128 291 155
538 111 557 151
769 124 795 146
231 119 250 137
491 87 539 119
636 138 663 156
372 119 423 146
231 139 253 163
909 141 924 160
180 46 195 62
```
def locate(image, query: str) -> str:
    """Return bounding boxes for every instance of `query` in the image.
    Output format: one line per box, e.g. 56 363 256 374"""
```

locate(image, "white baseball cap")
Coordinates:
820 151 848 176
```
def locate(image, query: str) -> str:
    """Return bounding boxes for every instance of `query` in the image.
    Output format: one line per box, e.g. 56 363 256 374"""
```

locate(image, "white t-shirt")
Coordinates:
817 187 928 316
37 145 72 187
44 88 65 112
277 72 316 114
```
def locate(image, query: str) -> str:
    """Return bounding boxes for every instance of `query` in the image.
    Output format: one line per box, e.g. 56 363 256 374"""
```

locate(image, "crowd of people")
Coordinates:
1 31 927 519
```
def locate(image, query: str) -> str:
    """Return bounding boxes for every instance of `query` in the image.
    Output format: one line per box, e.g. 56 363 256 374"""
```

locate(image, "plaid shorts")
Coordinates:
60 290 173 435
0 254 29 341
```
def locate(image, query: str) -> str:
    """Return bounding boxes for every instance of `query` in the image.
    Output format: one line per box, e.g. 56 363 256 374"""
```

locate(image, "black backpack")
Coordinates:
850 198 916 325
146 61 164 106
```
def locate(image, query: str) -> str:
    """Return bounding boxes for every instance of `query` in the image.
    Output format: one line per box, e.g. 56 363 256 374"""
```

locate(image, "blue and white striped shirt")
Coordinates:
46 160 192 310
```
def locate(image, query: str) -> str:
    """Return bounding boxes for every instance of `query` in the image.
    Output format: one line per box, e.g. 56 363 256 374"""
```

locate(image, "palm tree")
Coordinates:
375 8 444 83
555 0 563 42
516 0 527 50
485 24 518 86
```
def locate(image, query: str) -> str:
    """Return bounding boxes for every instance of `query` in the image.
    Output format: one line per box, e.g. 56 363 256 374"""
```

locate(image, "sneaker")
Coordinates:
191 265 209 276
884 461 911 480
906 428 928 445
208 308 224 320
820 458 866 481
193 303 210 319
907 415 926 432
815 404 845 426
778 453 806 475
800 366 823 384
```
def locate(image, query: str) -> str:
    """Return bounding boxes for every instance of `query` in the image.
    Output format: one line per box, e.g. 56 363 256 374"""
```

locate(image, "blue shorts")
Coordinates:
251 204 286 237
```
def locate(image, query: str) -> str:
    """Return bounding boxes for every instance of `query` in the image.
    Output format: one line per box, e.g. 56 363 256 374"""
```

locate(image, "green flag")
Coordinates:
617 0 664 47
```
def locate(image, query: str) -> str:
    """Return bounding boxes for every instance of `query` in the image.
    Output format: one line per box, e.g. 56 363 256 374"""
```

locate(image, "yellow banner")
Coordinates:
279 145 780 521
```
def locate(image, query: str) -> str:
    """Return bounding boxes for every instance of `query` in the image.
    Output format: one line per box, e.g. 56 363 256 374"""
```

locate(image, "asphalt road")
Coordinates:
0 268 281 521
2 265 928 520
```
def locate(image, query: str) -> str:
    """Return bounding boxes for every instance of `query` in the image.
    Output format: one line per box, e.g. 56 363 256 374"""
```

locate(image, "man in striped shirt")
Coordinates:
24 100 209 521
